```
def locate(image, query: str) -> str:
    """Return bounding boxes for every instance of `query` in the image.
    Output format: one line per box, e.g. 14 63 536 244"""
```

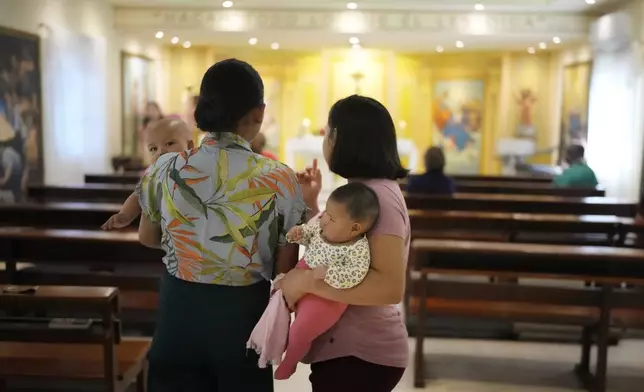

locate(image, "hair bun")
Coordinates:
195 95 237 132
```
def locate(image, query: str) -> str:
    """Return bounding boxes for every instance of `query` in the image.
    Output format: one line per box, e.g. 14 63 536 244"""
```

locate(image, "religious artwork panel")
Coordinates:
515 88 538 138
0 27 43 203
121 52 154 158
432 80 484 174
559 62 591 161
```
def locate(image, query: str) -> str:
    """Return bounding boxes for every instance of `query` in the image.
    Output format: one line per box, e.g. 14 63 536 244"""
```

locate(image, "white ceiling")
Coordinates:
121 28 585 52
110 0 620 13
113 0 612 52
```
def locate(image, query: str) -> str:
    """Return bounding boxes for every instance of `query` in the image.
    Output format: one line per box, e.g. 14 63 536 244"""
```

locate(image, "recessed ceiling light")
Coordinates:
539 42 547 49
171 36 179 45
271 42 280 50
553 36 561 44
349 37 360 45
222 1 233 8
527 47 536 54
347 2 358 9
474 3 485 11
183 41 191 48
436 45 444 53
455 40 464 48
352 43 362 50
248 37 258 45
155 31 164 39
585 0 596 4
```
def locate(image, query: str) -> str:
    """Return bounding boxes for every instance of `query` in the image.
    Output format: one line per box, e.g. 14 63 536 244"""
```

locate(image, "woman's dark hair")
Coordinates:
327 95 408 180
194 59 264 132
424 146 446 173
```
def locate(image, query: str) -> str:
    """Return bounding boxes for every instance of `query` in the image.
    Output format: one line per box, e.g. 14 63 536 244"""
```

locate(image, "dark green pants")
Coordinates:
147 273 273 392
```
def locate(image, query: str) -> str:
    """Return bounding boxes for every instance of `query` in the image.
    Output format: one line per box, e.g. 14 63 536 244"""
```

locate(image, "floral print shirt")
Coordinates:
138 132 306 286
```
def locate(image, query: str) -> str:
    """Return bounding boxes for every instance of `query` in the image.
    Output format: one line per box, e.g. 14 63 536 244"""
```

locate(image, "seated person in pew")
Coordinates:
102 118 194 230
554 144 598 188
406 146 455 195
247 183 378 380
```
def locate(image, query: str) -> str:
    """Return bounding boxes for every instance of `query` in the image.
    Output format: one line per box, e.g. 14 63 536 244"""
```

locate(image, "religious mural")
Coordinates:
0 27 42 203
432 80 484 174
516 88 538 138
121 52 155 158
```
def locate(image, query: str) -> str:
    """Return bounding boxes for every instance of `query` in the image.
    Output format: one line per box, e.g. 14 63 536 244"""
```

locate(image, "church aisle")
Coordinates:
276 338 644 392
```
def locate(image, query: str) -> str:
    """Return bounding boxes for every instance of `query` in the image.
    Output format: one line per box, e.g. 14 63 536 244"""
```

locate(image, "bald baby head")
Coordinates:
145 118 194 163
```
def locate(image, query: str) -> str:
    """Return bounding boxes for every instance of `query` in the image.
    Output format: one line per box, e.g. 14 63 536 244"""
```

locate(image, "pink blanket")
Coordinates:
247 288 291 368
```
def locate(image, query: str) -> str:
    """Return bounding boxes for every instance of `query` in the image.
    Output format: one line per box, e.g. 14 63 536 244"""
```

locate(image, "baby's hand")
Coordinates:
101 213 135 231
286 226 304 243
313 265 328 280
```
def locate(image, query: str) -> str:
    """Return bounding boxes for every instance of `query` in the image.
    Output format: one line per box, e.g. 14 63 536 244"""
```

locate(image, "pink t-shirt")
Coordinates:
302 178 411 368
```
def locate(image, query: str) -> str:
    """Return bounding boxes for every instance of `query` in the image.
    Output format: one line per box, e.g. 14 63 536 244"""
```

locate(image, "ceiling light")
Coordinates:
553 36 561 44
347 2 358 9
155 31 164 39
271 42 280 50
171 36 179 44
585 0 596 4
248 37 258 45
539 42 547 49
349 36 360 45
222 1 233 8
352 43 362 50
436 45 444 53
183 41 191 48
455 40 464 48
527 47 536 54
474 3 485 11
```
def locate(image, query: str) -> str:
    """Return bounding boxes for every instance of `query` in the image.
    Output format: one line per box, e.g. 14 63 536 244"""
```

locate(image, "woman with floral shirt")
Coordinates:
138 59 305 391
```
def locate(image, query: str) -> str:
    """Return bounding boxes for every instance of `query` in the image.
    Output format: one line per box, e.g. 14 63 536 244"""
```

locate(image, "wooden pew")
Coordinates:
408 210 636 246
86 174 140 185
29 184 132 204
405 193 637 217
0 285 149 392
452 174 552 183
27 186 636 220
0 202 122 229
86 173 553 186
401 180 604 197
409 239 644 391
454 181 604 197
0 228 163 315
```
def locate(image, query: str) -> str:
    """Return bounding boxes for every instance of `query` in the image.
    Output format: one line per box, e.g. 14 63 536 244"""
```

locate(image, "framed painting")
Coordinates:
432 79 485 174
0 26 43 203
121 52 154 158
559 61 591 162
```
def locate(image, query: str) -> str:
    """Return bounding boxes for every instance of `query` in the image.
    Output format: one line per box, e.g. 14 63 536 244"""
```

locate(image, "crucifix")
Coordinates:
351 70 364 94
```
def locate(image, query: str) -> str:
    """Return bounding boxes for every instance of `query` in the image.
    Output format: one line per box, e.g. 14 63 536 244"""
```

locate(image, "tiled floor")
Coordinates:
276 338 644 391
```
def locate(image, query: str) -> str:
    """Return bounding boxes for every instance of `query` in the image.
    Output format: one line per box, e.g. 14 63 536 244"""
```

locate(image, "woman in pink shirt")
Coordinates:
276 95 410 391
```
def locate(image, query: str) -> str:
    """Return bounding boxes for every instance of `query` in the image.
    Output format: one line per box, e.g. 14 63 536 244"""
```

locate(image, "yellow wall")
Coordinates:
160 46 564 174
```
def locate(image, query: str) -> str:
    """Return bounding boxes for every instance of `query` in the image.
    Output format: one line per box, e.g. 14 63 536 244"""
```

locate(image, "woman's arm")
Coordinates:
308 234 405 305
280 234 406 307
138 214 162 249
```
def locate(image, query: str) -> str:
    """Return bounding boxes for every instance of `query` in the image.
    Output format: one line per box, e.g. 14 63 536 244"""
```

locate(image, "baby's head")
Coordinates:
320 183 380 243
144 118 194 163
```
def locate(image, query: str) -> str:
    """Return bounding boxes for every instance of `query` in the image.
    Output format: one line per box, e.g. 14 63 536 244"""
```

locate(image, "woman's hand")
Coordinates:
297 159 322 210
274 268 315 310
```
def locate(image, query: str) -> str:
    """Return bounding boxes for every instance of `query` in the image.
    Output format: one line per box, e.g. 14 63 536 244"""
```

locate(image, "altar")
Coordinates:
285 134 419 202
